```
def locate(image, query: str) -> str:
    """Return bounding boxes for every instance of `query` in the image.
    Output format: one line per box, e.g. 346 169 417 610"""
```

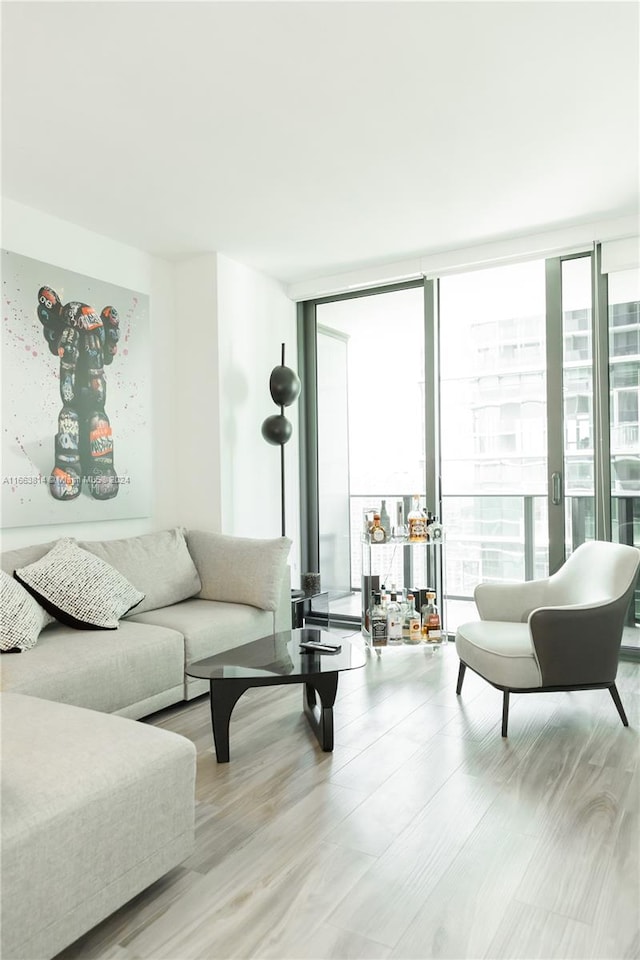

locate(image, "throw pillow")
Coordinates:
79 527 201 616
0 570 55 651
187 530 291 612
14 538 145 630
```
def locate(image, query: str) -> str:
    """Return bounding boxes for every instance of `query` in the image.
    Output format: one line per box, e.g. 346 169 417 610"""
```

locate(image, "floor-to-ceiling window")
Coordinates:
299 246 639 651
561 256 596 554
609 267 640 632
306 283 426 618
439 259 549 631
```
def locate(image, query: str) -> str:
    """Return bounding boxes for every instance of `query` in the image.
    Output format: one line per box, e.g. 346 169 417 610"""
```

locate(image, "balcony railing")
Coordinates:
346 493 639 625
611 423 639 450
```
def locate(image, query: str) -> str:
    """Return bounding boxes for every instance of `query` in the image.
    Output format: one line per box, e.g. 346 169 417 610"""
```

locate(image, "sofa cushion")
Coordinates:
187 530 290 612
1 540 56 576
1 571 54 651
0 619 185 713
1 693 195 960
130 597 274 664
80 527 202 615
14 538 144 630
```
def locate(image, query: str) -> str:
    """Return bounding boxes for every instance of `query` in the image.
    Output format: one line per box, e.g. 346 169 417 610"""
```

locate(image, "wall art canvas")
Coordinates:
1 250 151 527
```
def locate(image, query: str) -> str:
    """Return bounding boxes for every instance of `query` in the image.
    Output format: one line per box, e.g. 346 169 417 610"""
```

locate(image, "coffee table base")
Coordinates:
209 671 340 762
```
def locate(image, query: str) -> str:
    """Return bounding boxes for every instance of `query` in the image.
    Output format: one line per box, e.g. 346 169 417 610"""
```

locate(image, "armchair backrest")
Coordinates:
530 541 639 687
547 540 640 607
473 540 638 626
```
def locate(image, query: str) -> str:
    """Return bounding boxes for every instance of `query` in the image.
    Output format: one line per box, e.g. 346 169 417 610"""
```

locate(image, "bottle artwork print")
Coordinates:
37 286 120 501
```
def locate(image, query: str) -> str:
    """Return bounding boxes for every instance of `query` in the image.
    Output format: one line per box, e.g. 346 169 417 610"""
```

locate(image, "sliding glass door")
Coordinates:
316 325 350 600
609 268 640 636
561 256 595 555
310 283 426 619
439 260 551 631
438 251 638 645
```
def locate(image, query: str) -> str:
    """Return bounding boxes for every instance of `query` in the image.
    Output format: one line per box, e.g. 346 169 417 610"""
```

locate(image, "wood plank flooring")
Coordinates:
56 636 639 960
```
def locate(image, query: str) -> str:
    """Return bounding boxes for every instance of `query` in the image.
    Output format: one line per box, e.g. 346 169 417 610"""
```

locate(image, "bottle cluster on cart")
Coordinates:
365 494 443 543
369 584 442 647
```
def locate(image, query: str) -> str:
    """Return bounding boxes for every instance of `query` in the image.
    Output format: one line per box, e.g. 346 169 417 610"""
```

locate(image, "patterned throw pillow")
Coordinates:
14 538 145 630
1 570 54 651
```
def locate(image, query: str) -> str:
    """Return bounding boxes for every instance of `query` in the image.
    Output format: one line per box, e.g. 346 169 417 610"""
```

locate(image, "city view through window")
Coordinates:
314 258 639 642
439 259 549 609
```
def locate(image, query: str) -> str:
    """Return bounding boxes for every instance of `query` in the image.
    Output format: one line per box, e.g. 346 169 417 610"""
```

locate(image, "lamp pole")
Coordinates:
261 343 301 538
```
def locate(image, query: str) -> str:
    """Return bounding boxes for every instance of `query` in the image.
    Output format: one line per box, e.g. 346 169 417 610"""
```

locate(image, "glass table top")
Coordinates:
186 628 367 680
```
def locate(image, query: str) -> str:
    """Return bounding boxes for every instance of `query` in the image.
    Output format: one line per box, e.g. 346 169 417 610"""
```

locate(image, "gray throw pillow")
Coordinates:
80 528 201 615
187 530 291 612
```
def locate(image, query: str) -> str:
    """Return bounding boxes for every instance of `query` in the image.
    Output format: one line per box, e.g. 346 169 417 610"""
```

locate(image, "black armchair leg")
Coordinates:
456 661 466 695
501 690 510 737
609 684 629 727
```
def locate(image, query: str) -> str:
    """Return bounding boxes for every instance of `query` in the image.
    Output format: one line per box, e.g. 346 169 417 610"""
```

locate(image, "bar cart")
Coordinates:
361 535 446 653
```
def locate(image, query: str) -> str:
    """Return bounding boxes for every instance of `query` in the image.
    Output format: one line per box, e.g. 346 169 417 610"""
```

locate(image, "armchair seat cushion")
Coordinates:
455 620 542 689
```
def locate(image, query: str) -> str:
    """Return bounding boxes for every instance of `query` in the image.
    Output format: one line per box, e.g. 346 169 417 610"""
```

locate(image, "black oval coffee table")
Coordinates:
186 628 366 762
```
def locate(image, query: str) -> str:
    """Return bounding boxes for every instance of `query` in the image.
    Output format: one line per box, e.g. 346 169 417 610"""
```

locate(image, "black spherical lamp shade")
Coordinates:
263 343 300 537
269 365 301 407
261 413 292 446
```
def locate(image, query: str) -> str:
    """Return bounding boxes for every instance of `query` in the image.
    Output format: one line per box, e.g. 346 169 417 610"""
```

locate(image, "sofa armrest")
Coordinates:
475 578 550 622
186 530 291 613
274 565 292 633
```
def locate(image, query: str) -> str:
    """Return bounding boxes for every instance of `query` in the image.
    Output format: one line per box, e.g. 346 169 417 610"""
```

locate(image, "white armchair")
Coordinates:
455 540 640 736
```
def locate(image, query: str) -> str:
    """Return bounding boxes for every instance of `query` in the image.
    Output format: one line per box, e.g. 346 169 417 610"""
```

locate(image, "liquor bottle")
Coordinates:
364 589 373 634
370 593 388 646
408 495 427 542
370 513 386 543
429 517 443 541
387 592 403 644
423 590 442 643
390 582 401 616
392 500 407 541
420 589 434 639
401 593 411 641
403 593 421 644
409 606 422 644
380 500 391 539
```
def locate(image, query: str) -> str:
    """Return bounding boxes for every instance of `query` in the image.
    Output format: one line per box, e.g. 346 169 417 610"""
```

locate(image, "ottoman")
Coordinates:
0 693 196 960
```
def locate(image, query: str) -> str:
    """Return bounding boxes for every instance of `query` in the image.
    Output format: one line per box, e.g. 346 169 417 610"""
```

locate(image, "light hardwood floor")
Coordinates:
56 636 639 960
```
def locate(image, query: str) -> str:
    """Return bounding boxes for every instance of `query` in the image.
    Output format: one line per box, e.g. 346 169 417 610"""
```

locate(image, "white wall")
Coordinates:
0 199 178 550
216 254 300 583
172 254 222 533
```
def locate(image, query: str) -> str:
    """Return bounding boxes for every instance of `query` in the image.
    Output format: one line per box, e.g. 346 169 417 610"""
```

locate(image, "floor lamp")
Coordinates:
261 343 300 537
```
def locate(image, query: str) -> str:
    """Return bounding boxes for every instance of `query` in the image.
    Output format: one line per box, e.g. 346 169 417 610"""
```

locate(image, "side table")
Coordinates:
291 590 330 630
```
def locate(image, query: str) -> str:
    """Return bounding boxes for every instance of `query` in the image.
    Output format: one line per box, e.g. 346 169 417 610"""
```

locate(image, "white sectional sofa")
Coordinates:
0 527 292 715
1 693 197 960
0 527 291 960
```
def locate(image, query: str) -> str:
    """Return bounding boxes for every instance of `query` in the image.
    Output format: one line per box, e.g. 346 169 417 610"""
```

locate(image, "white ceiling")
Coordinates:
2 1 638 285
